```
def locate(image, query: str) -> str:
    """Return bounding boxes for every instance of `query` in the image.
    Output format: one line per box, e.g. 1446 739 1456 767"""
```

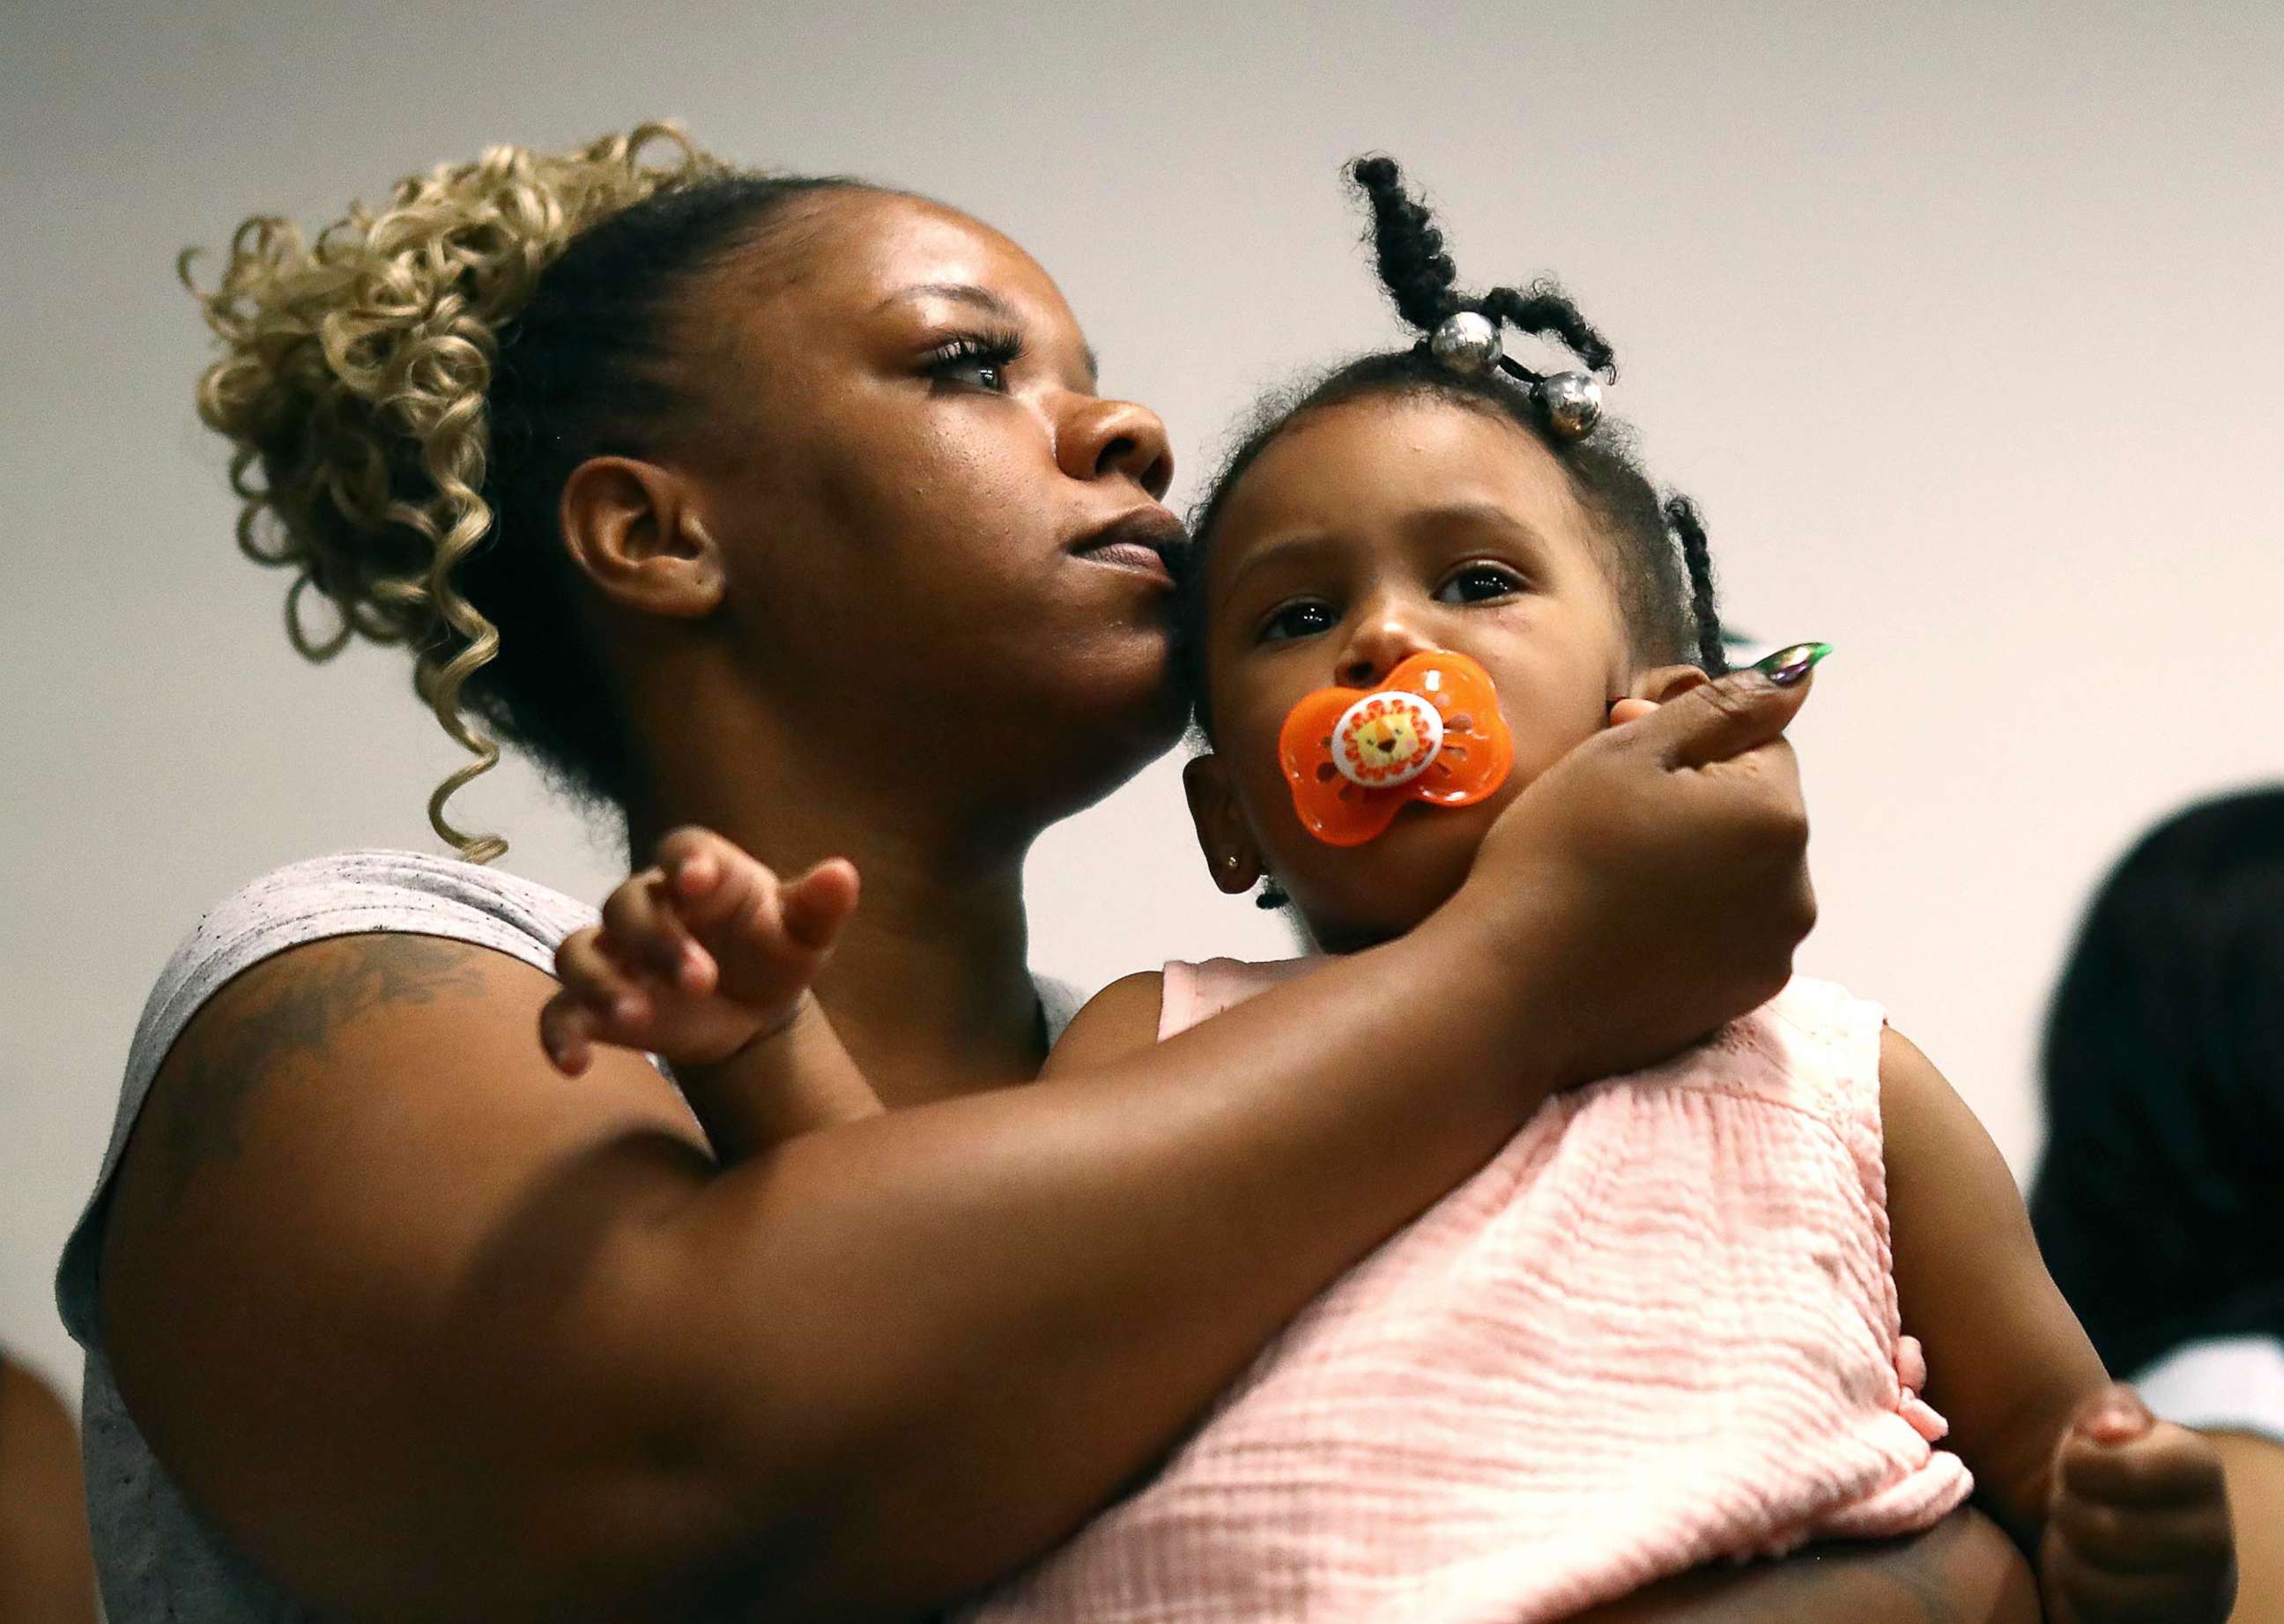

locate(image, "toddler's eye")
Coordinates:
1436 565 1524 605
1260 601 1338 643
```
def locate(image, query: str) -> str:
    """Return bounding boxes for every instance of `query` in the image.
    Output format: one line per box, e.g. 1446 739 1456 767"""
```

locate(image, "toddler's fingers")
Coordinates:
552 925 612 1000
558 927 653 1036
667 843 782 942
781 858 861 952
2043 1542 2227 1624
602 868 708 990
2072 1383 2157 1448
2058 1417 2228 1509
657 827 732 903
538 991 594 1076
2050 1492 2233 1575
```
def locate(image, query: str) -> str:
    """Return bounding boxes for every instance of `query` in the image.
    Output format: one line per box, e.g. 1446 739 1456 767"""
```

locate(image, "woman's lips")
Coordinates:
1072 508 1188 589
1074 539 1176 585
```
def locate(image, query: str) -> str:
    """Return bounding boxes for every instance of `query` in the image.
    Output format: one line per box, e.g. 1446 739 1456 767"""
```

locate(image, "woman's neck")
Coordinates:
624 701 1049 1108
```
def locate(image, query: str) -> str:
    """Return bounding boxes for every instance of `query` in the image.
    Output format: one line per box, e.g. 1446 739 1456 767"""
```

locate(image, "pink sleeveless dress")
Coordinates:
961 961 1972 1624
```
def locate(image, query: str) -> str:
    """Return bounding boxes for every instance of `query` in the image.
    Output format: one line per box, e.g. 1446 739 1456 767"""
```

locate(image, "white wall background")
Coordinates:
3 0 2279 1406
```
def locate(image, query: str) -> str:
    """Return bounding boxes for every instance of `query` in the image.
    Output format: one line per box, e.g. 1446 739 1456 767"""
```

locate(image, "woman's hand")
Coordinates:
1454 660 1820 1086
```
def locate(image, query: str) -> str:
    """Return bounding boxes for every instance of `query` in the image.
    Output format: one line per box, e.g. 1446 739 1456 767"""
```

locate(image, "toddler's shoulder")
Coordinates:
1044 957 1325 1077
1665 975 1888 1141
1041 969 1167 1078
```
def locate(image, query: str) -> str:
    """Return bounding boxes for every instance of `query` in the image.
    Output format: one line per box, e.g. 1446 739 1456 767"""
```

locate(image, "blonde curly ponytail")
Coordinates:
184 122 731 861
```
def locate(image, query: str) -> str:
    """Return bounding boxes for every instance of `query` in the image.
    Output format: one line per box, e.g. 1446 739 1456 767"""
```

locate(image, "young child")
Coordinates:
542 159 2236 1623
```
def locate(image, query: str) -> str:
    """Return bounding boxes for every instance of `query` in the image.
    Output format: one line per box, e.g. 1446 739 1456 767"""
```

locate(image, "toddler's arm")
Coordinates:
1039 970 1167 1076
540 828 881 1163
1882 1027 2236 1623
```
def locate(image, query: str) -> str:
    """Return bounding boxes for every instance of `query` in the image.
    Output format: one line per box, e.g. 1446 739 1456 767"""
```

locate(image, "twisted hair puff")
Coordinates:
184 123 726 861
1348 155 1616 381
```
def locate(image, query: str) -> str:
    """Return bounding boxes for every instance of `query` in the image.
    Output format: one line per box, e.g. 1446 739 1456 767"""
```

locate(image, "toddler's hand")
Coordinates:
2042 1383 2236 1624
540 828 860 1076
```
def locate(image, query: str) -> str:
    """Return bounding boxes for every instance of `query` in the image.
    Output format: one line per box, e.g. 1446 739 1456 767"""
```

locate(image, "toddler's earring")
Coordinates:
1224 855 1241 871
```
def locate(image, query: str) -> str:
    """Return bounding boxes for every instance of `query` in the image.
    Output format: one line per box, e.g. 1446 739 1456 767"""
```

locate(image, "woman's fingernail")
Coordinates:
1751 641 1834 687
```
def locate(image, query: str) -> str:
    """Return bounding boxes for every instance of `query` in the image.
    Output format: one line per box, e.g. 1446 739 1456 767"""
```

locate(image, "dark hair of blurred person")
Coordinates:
2031 785 2284 1620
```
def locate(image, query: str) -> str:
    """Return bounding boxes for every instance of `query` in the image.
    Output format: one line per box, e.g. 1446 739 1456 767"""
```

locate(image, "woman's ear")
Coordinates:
1183 754 1266 897
1609 663 1710 727
560 456 727 619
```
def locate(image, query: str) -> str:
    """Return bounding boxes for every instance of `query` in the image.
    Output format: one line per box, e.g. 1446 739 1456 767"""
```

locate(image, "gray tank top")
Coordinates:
54 849 1083 1623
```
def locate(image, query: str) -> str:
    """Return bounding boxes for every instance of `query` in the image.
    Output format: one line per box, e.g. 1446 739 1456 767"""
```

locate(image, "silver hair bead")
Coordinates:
1536 371 1604 440
1428 310 1502 373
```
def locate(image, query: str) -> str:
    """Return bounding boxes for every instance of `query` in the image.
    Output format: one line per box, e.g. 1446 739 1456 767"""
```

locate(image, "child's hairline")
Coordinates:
1180 367 1694 746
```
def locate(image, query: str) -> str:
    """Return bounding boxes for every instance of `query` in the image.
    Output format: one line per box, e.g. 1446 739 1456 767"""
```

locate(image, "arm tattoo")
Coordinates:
147 935 489 1212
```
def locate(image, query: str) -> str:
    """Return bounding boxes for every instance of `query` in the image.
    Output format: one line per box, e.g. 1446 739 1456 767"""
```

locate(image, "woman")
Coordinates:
2033 789 2284 1620
59 124 2034 1622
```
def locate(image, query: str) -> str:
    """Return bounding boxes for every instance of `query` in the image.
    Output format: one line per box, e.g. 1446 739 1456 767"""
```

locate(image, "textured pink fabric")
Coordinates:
964 962 1972 1624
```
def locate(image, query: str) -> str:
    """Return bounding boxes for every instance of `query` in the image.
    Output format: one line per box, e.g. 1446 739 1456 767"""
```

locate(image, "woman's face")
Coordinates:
671 188 1189 834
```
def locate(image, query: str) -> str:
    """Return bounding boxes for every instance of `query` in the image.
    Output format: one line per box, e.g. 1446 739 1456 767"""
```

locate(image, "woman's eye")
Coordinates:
1436 566 1524 605
1260 602 1338 643
925 334 1022 394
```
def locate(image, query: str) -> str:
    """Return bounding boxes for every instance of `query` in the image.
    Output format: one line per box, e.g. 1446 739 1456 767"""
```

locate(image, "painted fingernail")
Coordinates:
1751 641 1834 686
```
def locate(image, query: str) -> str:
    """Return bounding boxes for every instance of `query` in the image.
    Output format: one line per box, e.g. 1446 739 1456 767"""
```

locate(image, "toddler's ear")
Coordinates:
1608 664 1709 728
1183 754 1266 897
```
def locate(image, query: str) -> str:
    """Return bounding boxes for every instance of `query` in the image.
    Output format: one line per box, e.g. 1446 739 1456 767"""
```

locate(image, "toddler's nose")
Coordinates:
1337 614 1437 688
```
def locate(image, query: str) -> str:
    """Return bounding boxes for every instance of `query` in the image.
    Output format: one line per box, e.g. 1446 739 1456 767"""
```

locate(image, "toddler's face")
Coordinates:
1187 397 1696 950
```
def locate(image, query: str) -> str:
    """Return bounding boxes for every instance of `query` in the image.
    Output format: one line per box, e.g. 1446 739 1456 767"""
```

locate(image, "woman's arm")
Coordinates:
99 672 1819 1624
1576 1509 2039 1624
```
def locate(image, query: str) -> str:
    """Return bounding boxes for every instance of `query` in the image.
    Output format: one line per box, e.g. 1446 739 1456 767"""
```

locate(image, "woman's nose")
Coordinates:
1057 396 1175 500
1336 610 1436 688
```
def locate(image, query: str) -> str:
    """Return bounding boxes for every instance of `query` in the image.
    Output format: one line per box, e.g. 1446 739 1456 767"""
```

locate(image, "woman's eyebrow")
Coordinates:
876 281 1101 386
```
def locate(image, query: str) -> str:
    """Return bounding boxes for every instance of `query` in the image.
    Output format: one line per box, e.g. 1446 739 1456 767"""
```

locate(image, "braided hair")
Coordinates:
186 123 876 859
1183 155 1726 739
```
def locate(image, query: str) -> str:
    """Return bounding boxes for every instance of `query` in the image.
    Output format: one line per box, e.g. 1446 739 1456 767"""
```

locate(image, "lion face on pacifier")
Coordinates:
1278 651 1515 847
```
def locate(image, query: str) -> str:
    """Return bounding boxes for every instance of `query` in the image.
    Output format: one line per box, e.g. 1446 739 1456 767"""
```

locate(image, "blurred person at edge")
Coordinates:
0 1350 100 1624
2033 788 2284 1622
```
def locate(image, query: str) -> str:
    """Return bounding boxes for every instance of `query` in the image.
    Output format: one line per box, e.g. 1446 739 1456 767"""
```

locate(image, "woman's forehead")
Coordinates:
770 189 1078 329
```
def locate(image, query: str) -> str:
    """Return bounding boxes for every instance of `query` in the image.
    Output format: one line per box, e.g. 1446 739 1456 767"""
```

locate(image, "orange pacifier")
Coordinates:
1278 651 1515 846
